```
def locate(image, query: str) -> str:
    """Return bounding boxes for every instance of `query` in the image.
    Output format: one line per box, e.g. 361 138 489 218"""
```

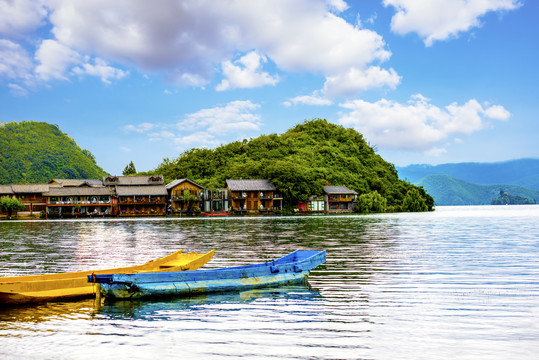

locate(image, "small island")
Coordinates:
491 190 536 205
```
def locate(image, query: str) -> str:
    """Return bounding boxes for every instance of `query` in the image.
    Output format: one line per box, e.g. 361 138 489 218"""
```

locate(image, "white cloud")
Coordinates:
325 0 349 13
148 130 175 142
34 39 81 81
0 0 48 37
120 146 132 153
72 58 128 84
216 51 279 91
8 83 29 96
338 94 510 152
179 100 262 135
384 0 522 46
284 94 333 107
34 39 127 84
484 104 511 120
124 122 154 133
323 66 401 97
0 39 33 80
425 147 447 157
174 132 220 148
41 0 395 94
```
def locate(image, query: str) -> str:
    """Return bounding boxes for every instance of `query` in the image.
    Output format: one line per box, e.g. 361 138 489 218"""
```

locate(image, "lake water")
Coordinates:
1 205 538 359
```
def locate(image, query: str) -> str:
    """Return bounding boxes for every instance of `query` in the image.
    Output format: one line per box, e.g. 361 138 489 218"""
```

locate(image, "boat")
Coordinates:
89 250 326 301
0 249 215 306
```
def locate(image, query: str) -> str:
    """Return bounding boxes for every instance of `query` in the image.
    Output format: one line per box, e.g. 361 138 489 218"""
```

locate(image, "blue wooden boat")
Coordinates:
88 250 326 300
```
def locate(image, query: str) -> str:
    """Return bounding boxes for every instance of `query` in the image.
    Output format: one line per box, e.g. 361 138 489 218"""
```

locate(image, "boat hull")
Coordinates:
0 250 215 306
92 250 326 301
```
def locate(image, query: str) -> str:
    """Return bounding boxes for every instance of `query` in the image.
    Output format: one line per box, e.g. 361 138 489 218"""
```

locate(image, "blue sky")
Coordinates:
1 0 537 175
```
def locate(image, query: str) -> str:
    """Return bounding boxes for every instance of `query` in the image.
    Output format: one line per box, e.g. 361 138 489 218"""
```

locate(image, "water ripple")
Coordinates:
1 206 538 359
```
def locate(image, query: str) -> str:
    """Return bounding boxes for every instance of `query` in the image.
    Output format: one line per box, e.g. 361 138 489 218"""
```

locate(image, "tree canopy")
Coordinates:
0 121 108 184
152 119 434 212
123 161 137 176
0 196 25 218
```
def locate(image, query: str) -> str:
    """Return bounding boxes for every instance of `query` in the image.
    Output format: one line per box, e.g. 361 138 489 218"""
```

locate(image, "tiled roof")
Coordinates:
115 185 168 196
50 179 103 187
11 184 51 193
166 179 205 190
324 186 358 195
44 187 114 197
226 179 277 191
0 185 14 195
103 175 164 186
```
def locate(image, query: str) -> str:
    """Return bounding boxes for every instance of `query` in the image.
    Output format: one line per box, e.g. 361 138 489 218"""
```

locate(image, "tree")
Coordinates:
182 190 199 212
356 191 387 214
123 161 137 176
401 188 428 212
0 196 26 219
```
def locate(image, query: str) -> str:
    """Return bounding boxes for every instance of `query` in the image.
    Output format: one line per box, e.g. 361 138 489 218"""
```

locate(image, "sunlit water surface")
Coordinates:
1 206 538 359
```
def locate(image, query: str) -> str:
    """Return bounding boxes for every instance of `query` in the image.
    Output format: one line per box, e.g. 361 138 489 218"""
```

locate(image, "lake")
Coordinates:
1 205 538 359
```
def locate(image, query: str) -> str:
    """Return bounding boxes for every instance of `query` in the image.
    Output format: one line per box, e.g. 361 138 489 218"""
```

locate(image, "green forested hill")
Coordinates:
0 121 108 184
417 174 539 205
151 119 433 211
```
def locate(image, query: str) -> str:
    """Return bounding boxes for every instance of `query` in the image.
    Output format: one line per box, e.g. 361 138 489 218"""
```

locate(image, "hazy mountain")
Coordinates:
397 159 539 191
416 174 539 206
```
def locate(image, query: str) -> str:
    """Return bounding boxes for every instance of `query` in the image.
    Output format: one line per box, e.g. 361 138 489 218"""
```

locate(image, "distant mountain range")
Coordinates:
397 159 539 206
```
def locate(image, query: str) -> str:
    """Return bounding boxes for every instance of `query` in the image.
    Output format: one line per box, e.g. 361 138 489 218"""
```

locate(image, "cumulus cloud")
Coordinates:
338 94 510 152
39 0 395 94
0 39 33 80
34 39 82 81
0 0 48 37
179 100 262 135
384 0 522 46
33 39 127 84
216 51 279 91
323 66 401 97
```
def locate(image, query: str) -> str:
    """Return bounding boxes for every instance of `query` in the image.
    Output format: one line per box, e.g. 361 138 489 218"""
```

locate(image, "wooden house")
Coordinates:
200 188 229 214
44 185 115 218
166 179 205 214
10 184 51 215
116 186 167 216
298 196 326 213
103 175 167 216
324 186 358 213
226 179 282 214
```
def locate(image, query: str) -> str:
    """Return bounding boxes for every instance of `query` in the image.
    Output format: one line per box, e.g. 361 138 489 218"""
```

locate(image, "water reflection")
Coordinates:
1 207 538 359
97 285 321 320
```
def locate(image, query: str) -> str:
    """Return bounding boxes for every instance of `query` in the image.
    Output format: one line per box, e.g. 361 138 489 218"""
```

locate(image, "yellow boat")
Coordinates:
0 249 215 306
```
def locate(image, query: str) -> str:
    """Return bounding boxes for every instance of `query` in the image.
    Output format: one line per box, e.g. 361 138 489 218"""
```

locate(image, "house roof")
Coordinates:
10 184 51 194
49 179 103 187
166 178 205 190
0 185 14 195
324 186 358 195
103 175 164 186
226 179 277 192
115 185 168 196
44 187 114 197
